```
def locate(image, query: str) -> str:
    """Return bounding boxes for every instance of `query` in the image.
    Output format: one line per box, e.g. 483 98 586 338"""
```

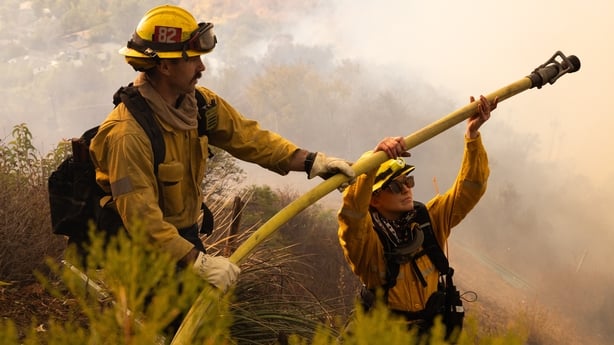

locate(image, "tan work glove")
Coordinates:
306 152 355 180
193 252 241 291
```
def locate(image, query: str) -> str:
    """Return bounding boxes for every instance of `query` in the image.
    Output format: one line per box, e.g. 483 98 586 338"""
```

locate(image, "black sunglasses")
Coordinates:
384 175 415 194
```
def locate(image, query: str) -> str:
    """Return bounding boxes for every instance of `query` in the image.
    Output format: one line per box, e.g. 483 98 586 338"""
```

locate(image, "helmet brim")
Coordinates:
372 162 415 193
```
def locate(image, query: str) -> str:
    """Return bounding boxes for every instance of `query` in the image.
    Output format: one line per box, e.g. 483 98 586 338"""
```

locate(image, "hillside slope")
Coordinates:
451 240 603 345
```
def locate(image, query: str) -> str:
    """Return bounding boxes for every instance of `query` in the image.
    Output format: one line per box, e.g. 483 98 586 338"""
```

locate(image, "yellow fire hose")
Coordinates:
170 51 580 345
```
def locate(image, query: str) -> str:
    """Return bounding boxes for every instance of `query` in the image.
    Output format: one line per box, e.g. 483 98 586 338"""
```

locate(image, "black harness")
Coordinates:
373 201 450 293
362 201 465 341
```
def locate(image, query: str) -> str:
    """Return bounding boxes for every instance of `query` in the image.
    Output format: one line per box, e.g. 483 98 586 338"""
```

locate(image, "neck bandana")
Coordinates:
133 72 198 131
371 209 418 248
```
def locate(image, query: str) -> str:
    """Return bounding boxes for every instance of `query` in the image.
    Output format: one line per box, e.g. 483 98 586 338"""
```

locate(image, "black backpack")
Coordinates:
48 85 216 246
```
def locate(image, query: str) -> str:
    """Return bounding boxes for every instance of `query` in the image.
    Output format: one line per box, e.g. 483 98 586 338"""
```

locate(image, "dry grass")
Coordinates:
0 176 65 282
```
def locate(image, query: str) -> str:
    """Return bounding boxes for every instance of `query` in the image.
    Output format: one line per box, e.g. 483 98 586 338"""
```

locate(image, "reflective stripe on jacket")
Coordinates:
337 135 489 312
90 85 299 260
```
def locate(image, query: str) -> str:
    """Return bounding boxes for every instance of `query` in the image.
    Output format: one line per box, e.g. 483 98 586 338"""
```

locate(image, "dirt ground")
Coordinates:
0 278 82 338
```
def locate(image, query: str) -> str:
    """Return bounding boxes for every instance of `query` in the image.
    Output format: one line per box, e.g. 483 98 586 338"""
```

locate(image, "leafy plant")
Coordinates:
35 224 233 345
0 124 65 281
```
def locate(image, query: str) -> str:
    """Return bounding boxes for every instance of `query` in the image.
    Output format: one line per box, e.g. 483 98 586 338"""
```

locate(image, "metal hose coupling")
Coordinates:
528 51 581 89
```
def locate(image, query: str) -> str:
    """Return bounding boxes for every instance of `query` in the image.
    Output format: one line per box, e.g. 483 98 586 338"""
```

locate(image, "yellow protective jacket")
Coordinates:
337 134 489 312
90 85 299 260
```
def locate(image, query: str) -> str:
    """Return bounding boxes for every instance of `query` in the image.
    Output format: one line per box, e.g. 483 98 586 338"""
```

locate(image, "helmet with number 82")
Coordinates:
119 4 217 61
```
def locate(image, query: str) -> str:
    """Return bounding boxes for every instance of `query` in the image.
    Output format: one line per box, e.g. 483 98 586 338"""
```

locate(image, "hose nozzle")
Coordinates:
528 51 581 89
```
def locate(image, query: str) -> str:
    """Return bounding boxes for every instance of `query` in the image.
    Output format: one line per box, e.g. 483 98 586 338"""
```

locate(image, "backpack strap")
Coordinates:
113 85 165 175
412 202 449 275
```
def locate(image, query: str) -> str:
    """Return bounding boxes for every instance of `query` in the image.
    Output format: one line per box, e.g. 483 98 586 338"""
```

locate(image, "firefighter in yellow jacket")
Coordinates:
338 94 497 339
89 5 354 292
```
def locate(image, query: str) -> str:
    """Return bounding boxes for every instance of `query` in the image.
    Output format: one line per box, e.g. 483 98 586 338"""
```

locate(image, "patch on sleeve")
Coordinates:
110 177 134 197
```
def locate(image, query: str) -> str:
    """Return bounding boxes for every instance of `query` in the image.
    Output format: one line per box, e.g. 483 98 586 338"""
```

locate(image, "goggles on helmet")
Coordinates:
126 22 217 60
186 22 217 53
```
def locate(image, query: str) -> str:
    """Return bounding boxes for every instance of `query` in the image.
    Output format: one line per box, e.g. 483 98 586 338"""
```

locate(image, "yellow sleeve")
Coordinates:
337 168 386 288
198 87 300 175
426 133 490 242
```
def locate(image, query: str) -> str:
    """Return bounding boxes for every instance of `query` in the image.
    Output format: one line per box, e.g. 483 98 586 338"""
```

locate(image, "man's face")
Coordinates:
370 174 415 219
164 55 205 94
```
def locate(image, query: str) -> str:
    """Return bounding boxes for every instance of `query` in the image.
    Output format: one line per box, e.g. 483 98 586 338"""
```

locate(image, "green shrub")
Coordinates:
0 124 67 281
39 225 233 345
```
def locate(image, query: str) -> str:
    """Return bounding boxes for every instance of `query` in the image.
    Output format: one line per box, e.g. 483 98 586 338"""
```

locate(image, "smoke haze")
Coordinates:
2 0 612 341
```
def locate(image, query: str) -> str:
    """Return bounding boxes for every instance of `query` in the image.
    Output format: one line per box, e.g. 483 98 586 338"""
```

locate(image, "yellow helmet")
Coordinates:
119 5 217 60
372 158 415 192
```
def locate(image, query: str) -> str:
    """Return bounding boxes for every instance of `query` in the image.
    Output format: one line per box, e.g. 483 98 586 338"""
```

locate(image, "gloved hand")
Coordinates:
306 152 355 180
192 252 241 291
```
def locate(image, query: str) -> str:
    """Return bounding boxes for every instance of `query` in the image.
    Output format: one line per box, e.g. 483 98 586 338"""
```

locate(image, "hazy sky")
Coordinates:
293 0 613 183
6 0 610 184
198 0 613 203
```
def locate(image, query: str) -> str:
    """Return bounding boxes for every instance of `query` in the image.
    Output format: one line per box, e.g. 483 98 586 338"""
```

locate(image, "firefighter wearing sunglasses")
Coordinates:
90 4 355 305
338 95 498 343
